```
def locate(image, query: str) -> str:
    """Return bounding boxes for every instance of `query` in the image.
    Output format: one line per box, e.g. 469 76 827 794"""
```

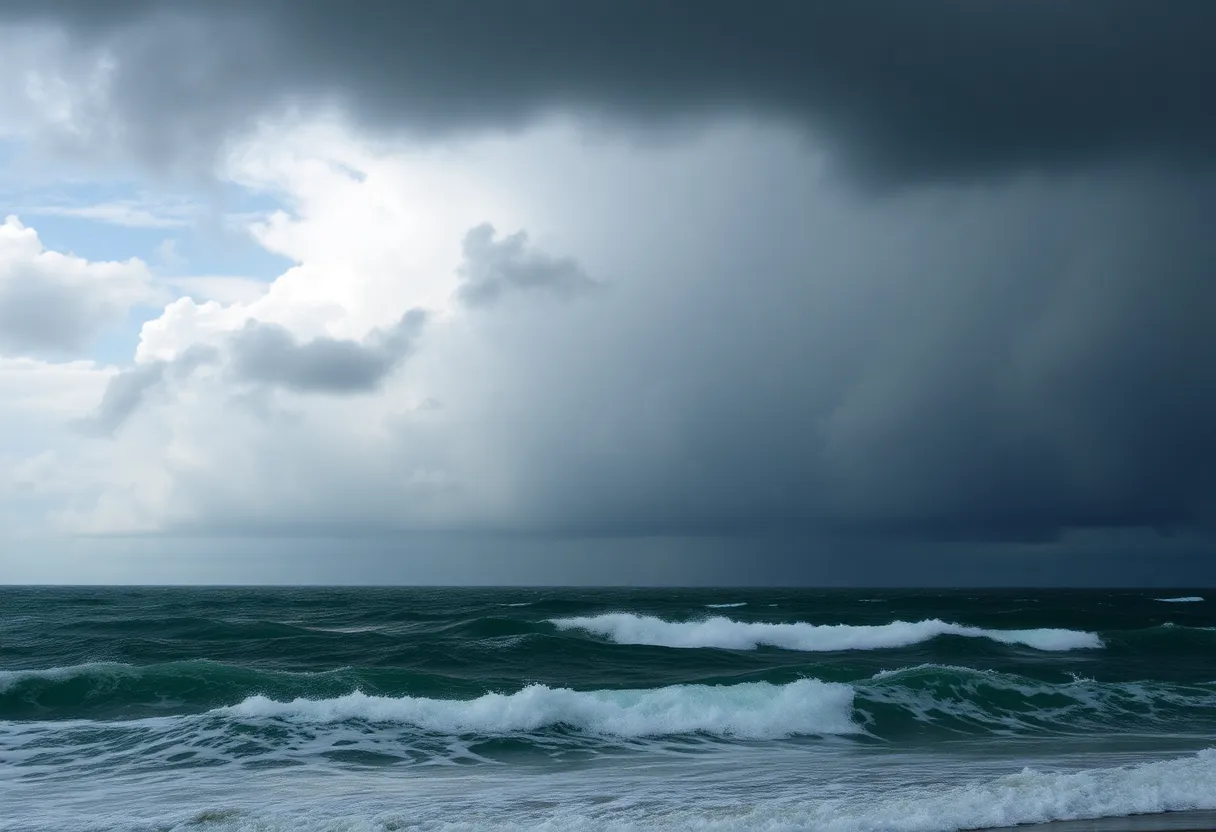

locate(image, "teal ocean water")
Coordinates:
2 587 1215 831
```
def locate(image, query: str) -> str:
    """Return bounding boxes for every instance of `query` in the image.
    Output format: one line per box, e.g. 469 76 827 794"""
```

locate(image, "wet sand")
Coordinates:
980 810 1216 831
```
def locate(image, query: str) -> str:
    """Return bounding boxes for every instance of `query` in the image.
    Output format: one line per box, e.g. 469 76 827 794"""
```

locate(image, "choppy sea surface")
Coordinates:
2 587 1215 832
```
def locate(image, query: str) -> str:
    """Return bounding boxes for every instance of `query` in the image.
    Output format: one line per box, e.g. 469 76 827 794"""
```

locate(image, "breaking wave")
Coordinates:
550 613 1103 652
224 678 860 739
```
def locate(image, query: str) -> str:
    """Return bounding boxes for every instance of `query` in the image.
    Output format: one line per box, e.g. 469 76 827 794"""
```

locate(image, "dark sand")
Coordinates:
980 810 1216 831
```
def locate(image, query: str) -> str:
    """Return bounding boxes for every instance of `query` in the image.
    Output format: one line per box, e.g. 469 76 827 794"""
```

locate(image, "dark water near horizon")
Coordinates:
2 587 1215 831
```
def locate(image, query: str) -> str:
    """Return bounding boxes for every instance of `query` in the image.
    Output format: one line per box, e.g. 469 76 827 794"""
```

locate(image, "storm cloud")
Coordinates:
71 137 1216 546
4 1 1215 184
418 162 1216 544
2 3 1215 581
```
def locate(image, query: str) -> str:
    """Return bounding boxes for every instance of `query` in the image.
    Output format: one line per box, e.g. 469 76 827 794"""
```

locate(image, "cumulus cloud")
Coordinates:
0 355 113 419
89 308 427 434
3 1 1215 184
0 215 157 354
0 355 114 536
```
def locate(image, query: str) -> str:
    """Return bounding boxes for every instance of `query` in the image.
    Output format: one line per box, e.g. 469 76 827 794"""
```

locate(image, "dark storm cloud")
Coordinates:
62 158 1216 559
228 309 427 394
456 224 596 308
9 2 1216 569
5 0 1216 182
406 161 1216 547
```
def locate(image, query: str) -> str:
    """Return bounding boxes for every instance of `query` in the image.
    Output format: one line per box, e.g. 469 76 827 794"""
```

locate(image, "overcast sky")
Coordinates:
1 1 1214 585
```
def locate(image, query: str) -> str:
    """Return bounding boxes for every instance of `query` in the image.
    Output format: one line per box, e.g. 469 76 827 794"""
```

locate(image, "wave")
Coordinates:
705 602 747 608
0 679 863 777
550 613 1103 652
0 661 135 691
0 660 447 721
224 678 860 739
10 660 1215 741
6 667 1216 784
856 664 1216 737
1156 596 1205 602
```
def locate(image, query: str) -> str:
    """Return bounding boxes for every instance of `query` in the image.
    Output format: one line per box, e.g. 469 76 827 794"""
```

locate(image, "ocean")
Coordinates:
2 587 1215 832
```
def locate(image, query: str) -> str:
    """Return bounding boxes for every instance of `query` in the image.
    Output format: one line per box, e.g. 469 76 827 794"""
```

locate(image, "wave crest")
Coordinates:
550 614 1103 652
223 679 860 739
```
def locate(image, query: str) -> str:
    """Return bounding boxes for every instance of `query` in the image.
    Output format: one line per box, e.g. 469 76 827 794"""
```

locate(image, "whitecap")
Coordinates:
222 678 860 739
550 613 1103 652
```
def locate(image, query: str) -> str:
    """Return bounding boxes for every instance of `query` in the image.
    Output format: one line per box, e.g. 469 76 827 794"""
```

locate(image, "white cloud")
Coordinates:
131 116 528 367
14 117 832 536
0 214 161 354
0 355 114 417
4 117 528 533
22 198 193 229
0 355 115 535
166 275 271 305
227 116 524 332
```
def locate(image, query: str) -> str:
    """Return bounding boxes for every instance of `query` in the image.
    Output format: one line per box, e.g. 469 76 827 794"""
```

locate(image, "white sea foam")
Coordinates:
222 678 861 739
705 602 747 608
1156 596 1205 602
551 613 1103 652
807 748 1216 832
28 748 1216 832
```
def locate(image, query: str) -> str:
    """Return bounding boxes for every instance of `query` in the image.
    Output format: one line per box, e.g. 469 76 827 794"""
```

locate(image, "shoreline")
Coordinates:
981 810 1216 831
